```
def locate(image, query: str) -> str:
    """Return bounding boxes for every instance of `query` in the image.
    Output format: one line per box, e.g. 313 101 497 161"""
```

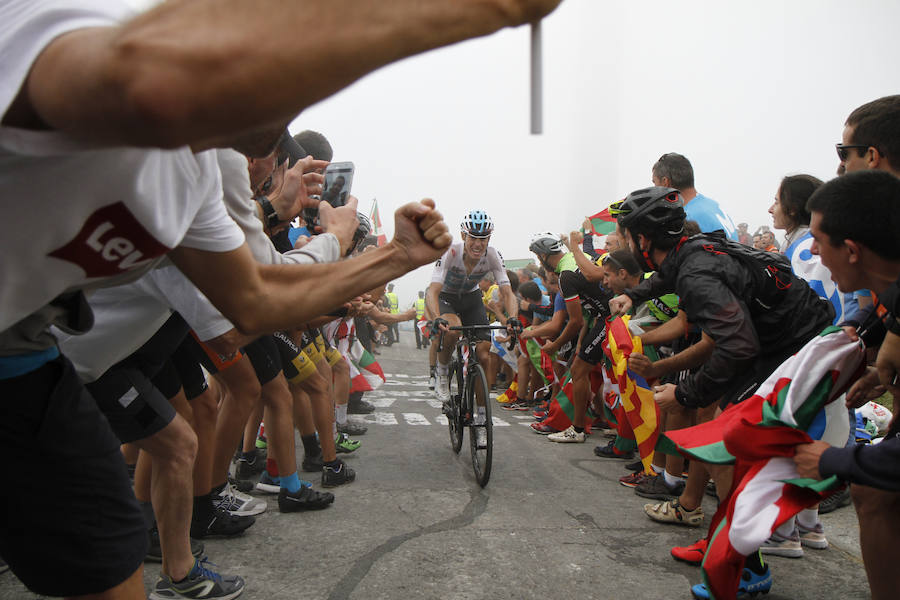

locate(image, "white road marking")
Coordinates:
402 413 431 425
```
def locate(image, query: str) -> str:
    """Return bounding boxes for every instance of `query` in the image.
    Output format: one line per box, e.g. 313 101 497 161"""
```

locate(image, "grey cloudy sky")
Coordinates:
130 0 900 308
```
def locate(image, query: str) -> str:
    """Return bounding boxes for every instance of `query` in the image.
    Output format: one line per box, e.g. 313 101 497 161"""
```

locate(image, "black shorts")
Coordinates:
167 334 209 400
87 365 176 444
85 313 190 443
273 331 318 384
438 291 490 341
718 337 811 409
577 318 609 365
0 357 147 596
243 336 282 386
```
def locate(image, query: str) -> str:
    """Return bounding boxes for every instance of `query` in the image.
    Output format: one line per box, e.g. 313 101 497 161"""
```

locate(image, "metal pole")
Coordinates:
530 21 542 135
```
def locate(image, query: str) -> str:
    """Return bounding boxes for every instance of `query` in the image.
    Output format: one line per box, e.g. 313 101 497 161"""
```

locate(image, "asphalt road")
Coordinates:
0 335 870 599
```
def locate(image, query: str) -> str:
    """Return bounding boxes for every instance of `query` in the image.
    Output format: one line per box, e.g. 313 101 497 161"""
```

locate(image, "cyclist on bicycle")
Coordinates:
427 210 520 409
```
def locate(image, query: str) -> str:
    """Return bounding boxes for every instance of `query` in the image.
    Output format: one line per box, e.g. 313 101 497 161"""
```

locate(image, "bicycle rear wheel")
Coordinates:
447 360 464 454
467 363 492 487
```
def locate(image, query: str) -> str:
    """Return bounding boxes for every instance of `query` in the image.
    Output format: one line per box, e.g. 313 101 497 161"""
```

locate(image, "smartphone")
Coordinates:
322 161 355 208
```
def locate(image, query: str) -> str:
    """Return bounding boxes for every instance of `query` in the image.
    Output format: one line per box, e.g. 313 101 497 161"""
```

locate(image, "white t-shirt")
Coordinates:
54 149 341 380
430 242 509 295
0 1 245 354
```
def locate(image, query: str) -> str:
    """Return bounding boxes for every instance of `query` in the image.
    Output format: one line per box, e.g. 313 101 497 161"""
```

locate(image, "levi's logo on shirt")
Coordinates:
48 202 170 278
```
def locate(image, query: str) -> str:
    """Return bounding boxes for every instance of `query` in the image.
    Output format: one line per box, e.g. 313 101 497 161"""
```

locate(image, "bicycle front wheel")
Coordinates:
447 360 464 454
467 363 492 487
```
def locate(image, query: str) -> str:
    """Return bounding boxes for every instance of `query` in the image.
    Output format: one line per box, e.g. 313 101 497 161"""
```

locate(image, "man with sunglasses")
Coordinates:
428 211 520 416
652 153 738 241
836 95 900 176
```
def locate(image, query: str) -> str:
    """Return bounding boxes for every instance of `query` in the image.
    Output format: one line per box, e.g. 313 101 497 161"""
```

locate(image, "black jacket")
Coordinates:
625 232 834 407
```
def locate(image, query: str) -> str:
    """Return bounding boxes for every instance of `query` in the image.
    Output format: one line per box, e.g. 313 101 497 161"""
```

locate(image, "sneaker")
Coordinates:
227 475 254 494
634 474 686 500
149 557 244 600
547 425 585 443
618 471 650 488
624 459 643 472
322 460 356 487
337 420 368 436
593 440 634 459
190 507 255 539
532 410 548 419
335 432 361 454
501 401 530 411
818 486 851 514
705 480 718 498
690 565 772 599
760 529 803 558
435 374 450 402
301 453 324 472
277 486 335 513
671 538 707 566
428 369 436 391
255 472 281 494
644 499 704 527
215 482 267 517
347 397 375 414
530 422 559 435
797 521 828 549
145 526 204 563
234 454 265 480
441 400 453 417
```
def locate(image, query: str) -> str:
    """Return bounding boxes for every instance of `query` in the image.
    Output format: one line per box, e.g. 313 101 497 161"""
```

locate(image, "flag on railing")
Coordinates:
665 327 864 600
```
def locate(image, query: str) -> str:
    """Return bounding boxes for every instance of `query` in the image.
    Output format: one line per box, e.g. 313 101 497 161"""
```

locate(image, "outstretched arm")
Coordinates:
170 200 451 335
9 0 563 146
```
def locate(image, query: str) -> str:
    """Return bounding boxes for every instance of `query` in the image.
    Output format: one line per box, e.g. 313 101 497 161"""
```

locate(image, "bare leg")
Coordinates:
134 412 198 581
211 356 261 487
189 382 219 497
260 374 298 478
570 357 593 429
296 370 337 462
851 485 900 600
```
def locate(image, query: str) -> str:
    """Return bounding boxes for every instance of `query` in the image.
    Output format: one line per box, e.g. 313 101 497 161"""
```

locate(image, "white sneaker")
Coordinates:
798 522 828 549
760 528 804 558
216 482 267 516
435 374 450 401
547 425 585 443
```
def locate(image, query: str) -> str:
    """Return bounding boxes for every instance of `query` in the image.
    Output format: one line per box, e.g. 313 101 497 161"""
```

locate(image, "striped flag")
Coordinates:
583 208 617 236
525 338 556 387
496 376 518 403
541 371 601 434
330 317 386 393
605 316 661 474
369 198 387 247
346 338 386 393
666 327 864 600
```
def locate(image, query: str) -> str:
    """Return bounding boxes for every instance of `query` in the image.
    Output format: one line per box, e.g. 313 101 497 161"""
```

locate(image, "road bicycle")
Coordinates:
438 324 515 487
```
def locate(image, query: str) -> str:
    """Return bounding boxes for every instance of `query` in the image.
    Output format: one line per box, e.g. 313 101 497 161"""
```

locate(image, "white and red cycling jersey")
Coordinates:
430 242 508 295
